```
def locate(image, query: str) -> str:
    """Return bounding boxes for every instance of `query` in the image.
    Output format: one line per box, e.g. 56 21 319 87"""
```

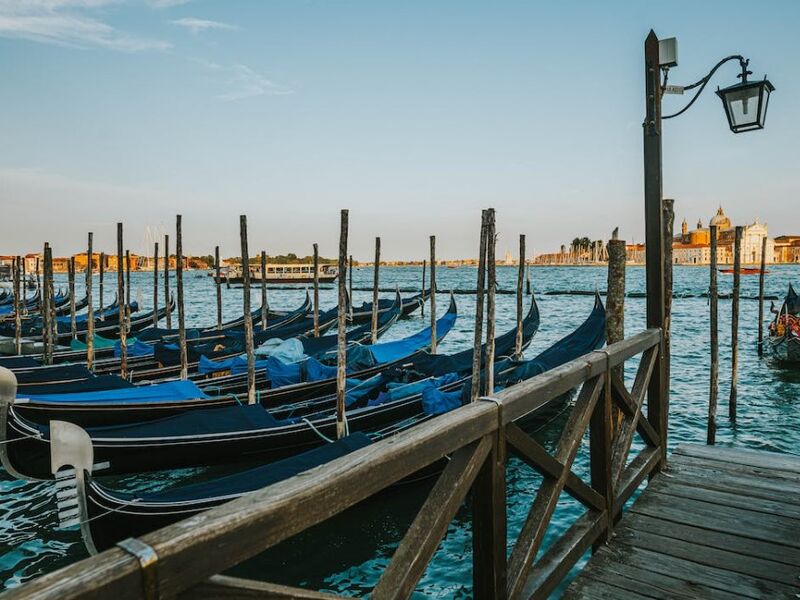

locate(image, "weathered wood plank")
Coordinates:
673 444 800 476
624 511 800 568
668 452 800 487
613 523 800 587
609 372 660 447
612 446 660 516
372 437 491 600
630 489 800 549
186 575 348 599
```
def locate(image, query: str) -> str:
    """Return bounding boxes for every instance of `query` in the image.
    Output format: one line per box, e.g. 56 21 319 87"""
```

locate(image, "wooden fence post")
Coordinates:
153 242 159 328
260 250 268 331
485 209 496 396
515 234 525 358
86 233 94 370
337 210 349 438
757 236 767 357
371 237 381 344
240 216 256 405
164 234 171 329
470 210 489 403
729 225 743 423
176 215 188 380
430 236 437 354
313 243 320 337
116 223 127 379
215 245 222 330
708 225 719 444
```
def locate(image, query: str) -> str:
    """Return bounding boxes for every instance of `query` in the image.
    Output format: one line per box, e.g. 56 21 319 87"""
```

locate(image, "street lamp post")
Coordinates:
642 30 774 469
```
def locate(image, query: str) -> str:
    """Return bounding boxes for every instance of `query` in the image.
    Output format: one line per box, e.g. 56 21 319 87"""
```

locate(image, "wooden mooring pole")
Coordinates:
164 234 171 329
470 210 489 403
176 215 188 380
729 225 743 423
430 236 437 354
41 244 52 365
371 237 380 344
260 251 268 332
421 259 426 319
125 249 131 332
68 257 77 341
663 198 674 409
606 228 625 348
214 245 222 330
313 243 320 337
35 257 41 312
46 246 56 358
757 236 767 357
515 234 525 358
86 232 94 370
240 216 256 405
98 252 105 321
485 208 496 395
337 210 349 438
152 242 159 328
13 257 21 355
116 223 127 379
348 254 354 320
708 225 719 444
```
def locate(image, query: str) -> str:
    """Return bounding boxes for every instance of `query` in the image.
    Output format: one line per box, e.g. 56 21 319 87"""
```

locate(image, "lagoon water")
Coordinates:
2 264 799 595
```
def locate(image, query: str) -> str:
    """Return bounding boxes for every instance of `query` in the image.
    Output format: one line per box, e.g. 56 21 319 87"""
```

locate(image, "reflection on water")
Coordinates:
2 265 799 594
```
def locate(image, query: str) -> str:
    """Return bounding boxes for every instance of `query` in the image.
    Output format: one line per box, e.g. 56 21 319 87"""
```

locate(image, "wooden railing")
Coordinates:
3 328 663 600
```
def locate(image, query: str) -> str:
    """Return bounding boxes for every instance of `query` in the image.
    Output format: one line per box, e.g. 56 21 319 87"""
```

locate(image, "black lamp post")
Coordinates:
641 30 774 471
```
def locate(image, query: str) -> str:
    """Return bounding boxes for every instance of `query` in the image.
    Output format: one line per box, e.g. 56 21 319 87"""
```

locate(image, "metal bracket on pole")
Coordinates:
117 537 160 600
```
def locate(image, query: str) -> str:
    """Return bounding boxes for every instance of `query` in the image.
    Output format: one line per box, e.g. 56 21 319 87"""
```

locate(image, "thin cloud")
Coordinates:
194 58 292 101
147 0 191 7
171 17 238 34
0 0 170 51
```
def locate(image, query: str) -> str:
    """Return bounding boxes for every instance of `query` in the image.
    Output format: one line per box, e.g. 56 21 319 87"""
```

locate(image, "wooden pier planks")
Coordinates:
564 443 800 599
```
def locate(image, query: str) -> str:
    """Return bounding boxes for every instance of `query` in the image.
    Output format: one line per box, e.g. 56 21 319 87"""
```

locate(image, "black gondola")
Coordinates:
766 283 800 363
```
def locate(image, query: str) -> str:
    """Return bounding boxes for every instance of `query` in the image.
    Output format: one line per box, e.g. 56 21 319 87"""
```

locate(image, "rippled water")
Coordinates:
2 265 799 594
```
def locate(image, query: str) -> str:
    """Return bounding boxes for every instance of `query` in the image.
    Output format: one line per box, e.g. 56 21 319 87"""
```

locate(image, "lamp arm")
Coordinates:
663 54 746 120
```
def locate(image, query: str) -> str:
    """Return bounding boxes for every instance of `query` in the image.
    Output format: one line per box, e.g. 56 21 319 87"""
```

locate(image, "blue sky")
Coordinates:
1 0 798 260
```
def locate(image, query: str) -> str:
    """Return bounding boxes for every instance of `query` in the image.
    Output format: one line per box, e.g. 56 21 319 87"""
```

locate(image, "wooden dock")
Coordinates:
565 444 800 600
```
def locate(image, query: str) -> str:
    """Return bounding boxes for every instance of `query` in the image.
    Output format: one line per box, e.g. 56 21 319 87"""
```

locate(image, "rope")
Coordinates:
0 430 43 445
302 418 334 443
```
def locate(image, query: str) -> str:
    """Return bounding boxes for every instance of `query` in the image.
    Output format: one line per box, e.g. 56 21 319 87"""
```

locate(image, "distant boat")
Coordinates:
719 267 767 275
214 263 337 285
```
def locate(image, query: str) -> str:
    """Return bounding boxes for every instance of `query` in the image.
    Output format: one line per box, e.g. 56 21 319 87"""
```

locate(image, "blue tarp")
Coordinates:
115 339 154 358
421 387 462 416
22 380 207 404
369 304 457 365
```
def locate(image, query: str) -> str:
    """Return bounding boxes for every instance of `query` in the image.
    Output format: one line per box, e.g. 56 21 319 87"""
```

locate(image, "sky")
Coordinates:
1 0 798 261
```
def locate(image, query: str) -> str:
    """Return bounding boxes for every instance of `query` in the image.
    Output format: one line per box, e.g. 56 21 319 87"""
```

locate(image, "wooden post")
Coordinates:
729 225 743 423
68 257 77 341
485 209 496 396
337 210 349 439
421 259 426 318
515 234 525 358
98 252 105 320
240 216 256 405
708 226 719 444
20 257 26 316
175 215 188 380
164 234 171 329
348 254 354 320
86 232 94 369
643 30 667 467
152 242 159 328
757 236 767 357
371 237 380 344
41 244 52 364
214 246 222 330
313 243 320 337
525 263 531 296
116 223 127 379
606 230 626 348
430 236 437 354
13 257 21 355
470 210 489 403
47 246 57 357
260 250 268 331
35 256 41 312
125 249 131 331
663 199 674 414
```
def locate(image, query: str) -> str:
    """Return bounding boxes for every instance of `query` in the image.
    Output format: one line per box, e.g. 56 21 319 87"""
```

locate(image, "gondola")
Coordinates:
766 284 800 363
0 294 541 479
4 293 433 427
346 289 430 324
45 294 604 553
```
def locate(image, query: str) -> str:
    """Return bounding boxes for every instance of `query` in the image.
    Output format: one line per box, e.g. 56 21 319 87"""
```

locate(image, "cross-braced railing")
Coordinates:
2 328 663 600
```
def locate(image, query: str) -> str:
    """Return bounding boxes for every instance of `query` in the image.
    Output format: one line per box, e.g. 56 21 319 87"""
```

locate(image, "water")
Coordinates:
2 265 800 595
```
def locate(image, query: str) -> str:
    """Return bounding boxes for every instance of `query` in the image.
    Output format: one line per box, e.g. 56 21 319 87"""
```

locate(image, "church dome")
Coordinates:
709 206 731 230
